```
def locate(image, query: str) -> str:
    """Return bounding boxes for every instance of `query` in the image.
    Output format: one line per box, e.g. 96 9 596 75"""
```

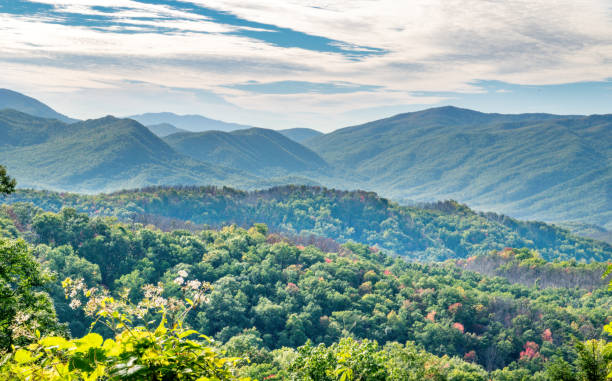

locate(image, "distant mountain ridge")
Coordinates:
306 106 611 228
0 88 77 123
145 123 187 137
164 128 329 175
129 112 254 132
0 110 264 192
0 89 609 229
278 128 323 143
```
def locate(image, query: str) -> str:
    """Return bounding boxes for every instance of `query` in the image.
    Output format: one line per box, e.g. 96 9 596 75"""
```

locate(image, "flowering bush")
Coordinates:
0 274 249 380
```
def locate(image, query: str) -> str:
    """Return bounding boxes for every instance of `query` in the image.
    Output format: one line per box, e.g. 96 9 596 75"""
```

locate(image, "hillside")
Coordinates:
279 127 323 143
129 112 254 132
0 205 609 378
3 185 610 262
306 106 611 228
164 128 329 175
0 110 261 192
559 222 612 244
0 88 77 123
146 122 187 137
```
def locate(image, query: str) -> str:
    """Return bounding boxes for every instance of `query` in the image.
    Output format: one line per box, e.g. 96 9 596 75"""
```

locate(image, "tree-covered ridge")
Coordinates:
305 106 612 228
2 185 610 262
455 248 611 290
0 110 321 193
0 204 609 378
278 127 323 143
163 127 329 176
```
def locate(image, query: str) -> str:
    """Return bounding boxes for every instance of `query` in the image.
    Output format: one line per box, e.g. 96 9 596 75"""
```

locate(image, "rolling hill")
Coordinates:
279 127 323 143
0 110 263 192
0 88 77 123
306 106 612 228
163 128 329 175
145 122 187 137
2 185 610 262
129 112 254 132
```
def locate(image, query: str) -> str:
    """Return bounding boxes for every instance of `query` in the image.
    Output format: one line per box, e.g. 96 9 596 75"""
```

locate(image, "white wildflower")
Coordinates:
152 296 167 307
173 276 184 285
143 284 156 298
177 270 188 278
69 299 82 310
14 311 31 325
186 280 201 290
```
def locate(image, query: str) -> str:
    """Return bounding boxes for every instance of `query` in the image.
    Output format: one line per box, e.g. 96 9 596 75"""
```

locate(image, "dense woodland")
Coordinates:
3 185 610 263
1 186 611 379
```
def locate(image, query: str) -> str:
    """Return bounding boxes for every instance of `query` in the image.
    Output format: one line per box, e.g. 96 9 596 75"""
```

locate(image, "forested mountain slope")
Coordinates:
0 88 77 123
306 106 611 228
164 128 329 175
146 122 187 137
0 204 608 379
560 222 612 245
279 127 323 143
0 111 261 192
3 185 610 262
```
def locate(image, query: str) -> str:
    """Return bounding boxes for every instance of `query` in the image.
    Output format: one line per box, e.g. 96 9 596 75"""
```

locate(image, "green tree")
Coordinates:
0 238 65 351
576 340 611 381
0 165 16 195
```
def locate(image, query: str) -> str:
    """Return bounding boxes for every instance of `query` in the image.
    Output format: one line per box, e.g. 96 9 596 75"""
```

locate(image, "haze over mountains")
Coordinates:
145 123 187 137
0 89 77 123
128 112 254 132
0 89 610 231
278 128 323 143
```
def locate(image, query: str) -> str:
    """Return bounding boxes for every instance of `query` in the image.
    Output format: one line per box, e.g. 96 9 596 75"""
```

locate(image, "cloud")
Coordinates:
0 0 610 130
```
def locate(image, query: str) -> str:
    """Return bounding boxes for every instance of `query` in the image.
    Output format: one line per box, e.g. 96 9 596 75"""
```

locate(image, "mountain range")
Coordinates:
305 107 611 228
0 89 609 230
0 110 258 192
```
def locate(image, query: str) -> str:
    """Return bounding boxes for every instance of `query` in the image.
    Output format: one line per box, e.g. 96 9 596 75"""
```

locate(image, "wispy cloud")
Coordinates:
0 0 610 130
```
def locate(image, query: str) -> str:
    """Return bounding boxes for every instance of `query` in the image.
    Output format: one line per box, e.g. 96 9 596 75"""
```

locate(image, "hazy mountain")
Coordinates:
279 127 323 143
129 112 254 132
145 123 187 137
0 88 77 123
0 110 260 192
306 106 611 228
164 128 329 175
559 222 612 245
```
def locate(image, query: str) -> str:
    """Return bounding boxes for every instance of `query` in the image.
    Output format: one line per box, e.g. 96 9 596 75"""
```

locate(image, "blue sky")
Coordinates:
0 0 611 131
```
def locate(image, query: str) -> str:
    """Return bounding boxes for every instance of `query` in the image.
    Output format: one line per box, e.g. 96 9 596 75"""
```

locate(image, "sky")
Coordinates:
0 0 611 131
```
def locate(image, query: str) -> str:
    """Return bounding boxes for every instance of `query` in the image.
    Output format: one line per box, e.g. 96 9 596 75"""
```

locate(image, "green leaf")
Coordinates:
178 330 199 339
14 348 32 364
76 333 103 351
40 336 71 350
